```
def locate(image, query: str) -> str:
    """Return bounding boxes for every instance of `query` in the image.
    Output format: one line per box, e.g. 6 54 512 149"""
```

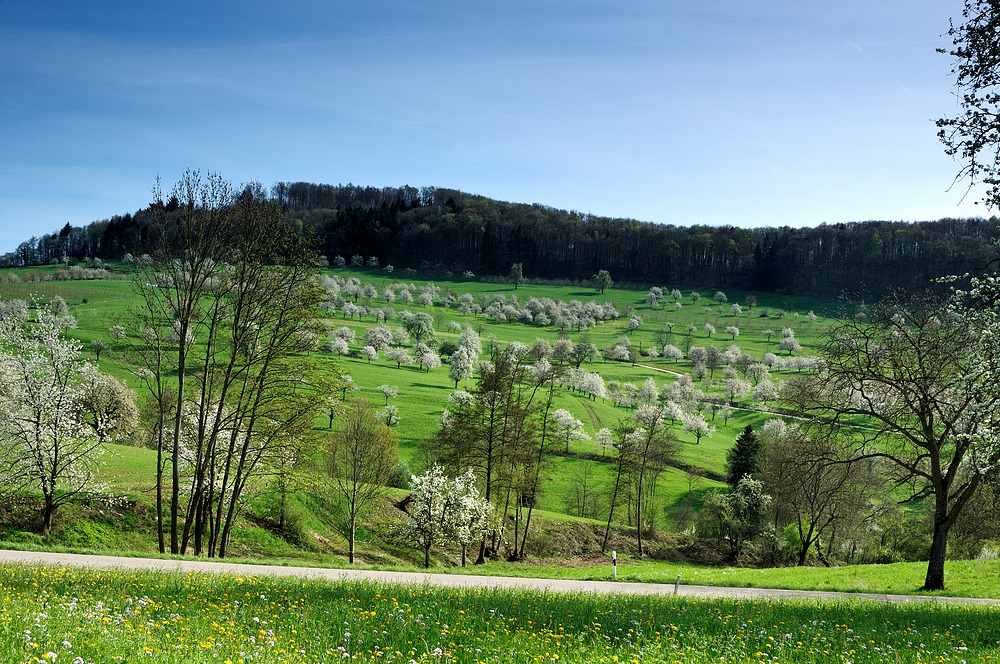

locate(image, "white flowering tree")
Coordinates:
378 404 400 428
552 409 590 452
376 384 398 405
682 413 715 445
450 469 494 566
419 350 442 372
363 325 393 352
0 313 114 534
385 347 414 369
74 364 140 444
752 378 779 405
595 427 614 458
398 465 493 568
448 346 476 388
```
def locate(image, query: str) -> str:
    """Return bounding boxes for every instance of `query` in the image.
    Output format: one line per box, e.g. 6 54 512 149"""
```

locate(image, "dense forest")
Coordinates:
8 181 1000 298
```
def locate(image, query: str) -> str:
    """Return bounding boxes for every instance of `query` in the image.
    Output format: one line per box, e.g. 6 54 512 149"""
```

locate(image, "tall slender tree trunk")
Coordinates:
602 456 626 554
170 337 187 555
520 383 552 558
349 518 356 564
155 406 165 554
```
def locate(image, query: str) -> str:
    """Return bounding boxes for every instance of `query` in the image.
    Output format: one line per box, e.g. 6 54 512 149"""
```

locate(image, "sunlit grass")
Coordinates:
0 563 995 664
0 267 838 540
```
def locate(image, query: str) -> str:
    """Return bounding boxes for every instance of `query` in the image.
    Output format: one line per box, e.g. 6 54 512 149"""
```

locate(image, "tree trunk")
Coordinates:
424 543 431 569
635 495 643 559
170 335 188 556
796 520 815 567
476 537 486 565
349 519 356 564
923 519 949 590
40 497 55 536
602 466 623 554
156 426 165 554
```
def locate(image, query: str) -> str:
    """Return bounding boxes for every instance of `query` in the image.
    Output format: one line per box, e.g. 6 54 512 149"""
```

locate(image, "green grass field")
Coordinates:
0 264 886 587
0 563 996 664
0 264 834 524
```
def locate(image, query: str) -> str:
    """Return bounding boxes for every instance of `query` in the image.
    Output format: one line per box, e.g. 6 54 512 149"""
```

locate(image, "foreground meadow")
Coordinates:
1 564 997 664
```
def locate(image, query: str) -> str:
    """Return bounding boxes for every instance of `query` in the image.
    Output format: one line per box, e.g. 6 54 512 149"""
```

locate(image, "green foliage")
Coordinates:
17 181 1000 300
592 269 613 294
388 460 411 489
509 262 524 289
700 477 773 561
726 425 761 488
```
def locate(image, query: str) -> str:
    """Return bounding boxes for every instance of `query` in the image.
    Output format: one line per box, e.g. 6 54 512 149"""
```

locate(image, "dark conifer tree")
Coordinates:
726 425 761 489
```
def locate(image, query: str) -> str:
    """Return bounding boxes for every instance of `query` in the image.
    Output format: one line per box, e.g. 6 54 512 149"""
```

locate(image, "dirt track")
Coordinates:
0 549 995 605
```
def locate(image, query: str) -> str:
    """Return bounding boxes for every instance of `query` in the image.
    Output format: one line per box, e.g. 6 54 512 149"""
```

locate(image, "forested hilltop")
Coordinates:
10 181 1000 298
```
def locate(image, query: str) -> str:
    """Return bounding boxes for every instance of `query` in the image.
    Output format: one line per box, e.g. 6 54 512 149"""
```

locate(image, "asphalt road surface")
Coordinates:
0 549 995 605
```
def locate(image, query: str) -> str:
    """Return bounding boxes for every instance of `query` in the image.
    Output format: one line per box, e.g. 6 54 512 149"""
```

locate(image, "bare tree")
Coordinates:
434 345 540 562
609 405 677 558
328 399 398 563
759 425 870 566
802 295 1000 589
126 173 324 557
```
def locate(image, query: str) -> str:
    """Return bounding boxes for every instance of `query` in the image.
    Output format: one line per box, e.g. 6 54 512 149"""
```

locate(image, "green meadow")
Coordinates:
0 263 890 584
0 563 996 664
0 264 835 502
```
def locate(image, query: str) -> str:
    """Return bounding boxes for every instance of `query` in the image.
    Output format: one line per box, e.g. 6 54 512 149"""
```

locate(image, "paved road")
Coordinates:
0 549 995 605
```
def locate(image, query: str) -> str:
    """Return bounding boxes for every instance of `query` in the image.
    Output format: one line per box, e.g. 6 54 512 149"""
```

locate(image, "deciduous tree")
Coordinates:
0 313 117 534
552 408 589 452
759 424 869 566
509 263 524 289
398 465 493 568
127 173 324 557
937 0 1000 208
327 399 397 563
804 294 1000 589
592 269 613 294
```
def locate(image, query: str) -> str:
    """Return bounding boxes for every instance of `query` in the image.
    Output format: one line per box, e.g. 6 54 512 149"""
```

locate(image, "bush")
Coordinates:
388 460 411 490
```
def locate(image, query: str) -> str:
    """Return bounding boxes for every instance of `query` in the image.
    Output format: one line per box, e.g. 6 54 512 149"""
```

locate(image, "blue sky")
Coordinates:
0 0 989 254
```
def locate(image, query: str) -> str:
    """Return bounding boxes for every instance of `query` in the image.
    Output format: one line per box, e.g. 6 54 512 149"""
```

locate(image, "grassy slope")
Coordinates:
1 264 890 587
0 266 836 514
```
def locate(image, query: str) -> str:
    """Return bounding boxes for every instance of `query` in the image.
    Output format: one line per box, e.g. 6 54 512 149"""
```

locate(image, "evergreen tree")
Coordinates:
726 425 761 489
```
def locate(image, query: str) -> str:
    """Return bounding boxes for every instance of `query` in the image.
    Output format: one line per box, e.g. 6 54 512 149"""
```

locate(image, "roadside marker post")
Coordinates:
612 550 617 580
